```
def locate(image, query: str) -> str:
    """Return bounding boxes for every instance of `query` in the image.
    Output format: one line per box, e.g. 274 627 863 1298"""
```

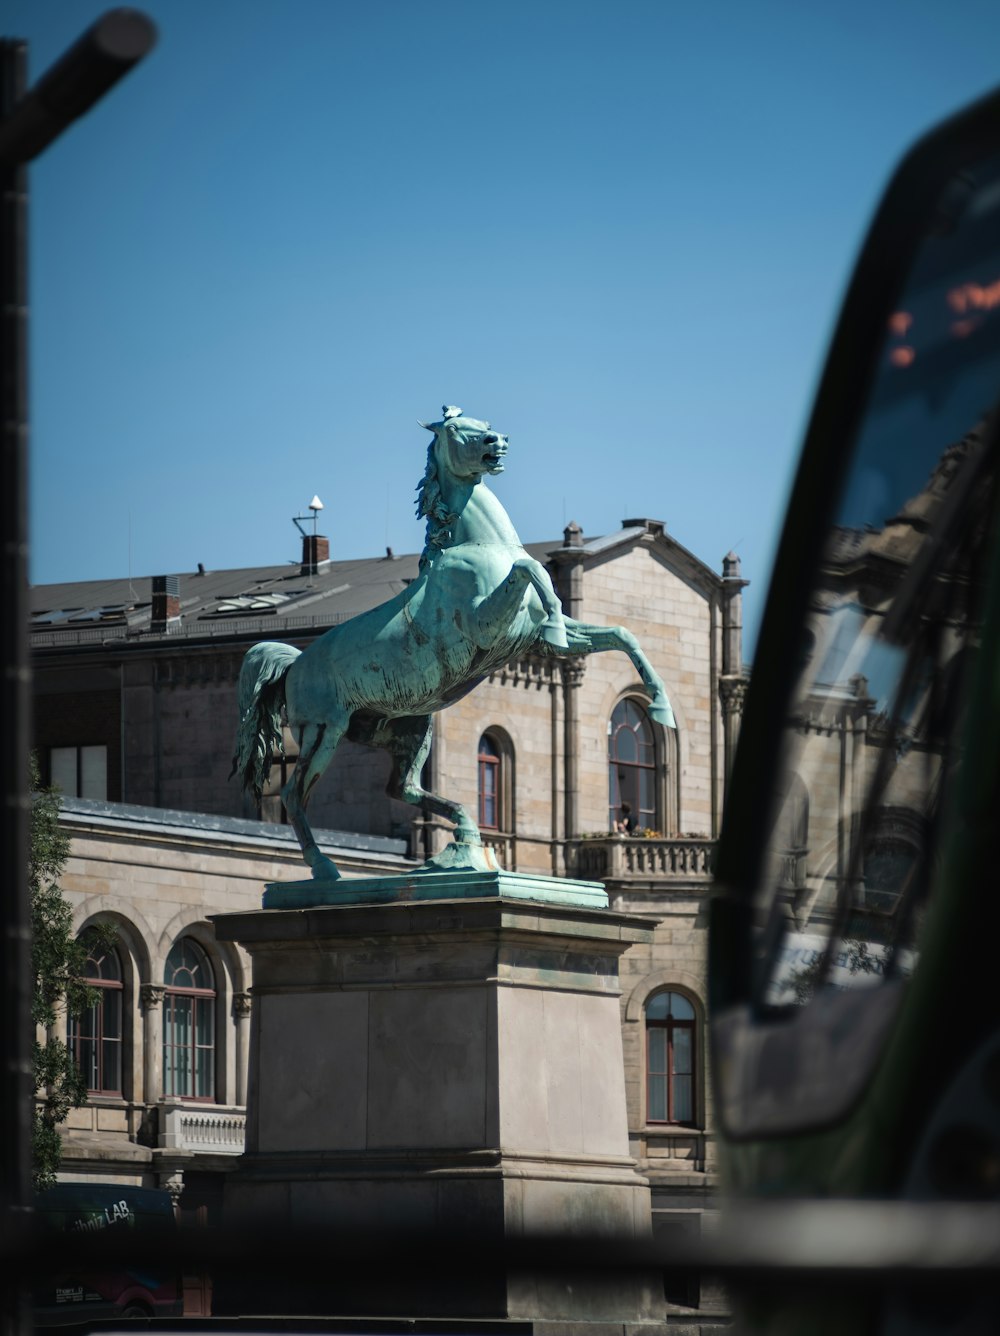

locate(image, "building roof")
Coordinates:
30 520 725 652
58 795 409 862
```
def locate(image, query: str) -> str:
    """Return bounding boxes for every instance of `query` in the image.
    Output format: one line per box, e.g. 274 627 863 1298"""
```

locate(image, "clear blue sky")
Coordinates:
11 0 1000 652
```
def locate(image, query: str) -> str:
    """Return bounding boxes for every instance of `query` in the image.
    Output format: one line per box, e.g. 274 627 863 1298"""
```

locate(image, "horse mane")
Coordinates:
415 438 457 570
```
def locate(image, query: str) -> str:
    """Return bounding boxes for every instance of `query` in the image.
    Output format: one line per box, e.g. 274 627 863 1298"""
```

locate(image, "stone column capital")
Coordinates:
719 675 748 714
561 660 586 689
232 991 252 1019
140 983 166 1011
161 1174 184 1206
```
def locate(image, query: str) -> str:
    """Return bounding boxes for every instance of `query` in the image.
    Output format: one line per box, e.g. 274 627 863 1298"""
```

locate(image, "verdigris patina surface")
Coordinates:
232 407 675 880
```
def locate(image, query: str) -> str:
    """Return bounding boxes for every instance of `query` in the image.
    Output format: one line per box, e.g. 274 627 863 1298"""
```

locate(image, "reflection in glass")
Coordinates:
756 153 1000 1011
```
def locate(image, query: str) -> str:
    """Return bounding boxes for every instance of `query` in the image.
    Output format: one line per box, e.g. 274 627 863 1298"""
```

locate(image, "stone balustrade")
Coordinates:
482 831 515 870
566 835 715 884
159 1103 246 1154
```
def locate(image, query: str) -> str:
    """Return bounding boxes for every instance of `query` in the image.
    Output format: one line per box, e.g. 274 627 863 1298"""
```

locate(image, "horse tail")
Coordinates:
230 641 302 802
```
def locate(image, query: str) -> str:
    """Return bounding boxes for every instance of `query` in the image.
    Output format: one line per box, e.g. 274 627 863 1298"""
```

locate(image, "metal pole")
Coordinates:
0 39 32 1336
0 10 157 166
0 12 155 1332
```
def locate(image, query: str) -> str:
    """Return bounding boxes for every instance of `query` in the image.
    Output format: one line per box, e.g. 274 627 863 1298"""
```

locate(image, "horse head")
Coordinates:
416 407 512 566
420 406 509 482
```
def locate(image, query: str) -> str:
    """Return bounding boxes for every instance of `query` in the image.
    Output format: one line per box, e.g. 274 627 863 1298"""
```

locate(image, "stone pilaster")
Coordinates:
719 551 750 794
561 659 586 844
232 990 252 1107
139 983 165 1106
719 674 748 790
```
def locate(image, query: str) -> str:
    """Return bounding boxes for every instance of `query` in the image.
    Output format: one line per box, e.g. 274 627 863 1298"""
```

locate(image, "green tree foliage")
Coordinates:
30 757 111 1190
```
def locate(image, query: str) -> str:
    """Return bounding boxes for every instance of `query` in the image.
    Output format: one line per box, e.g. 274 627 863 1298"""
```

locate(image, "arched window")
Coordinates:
609 698 657 831
68 936 123 1096
163 938 215 1101
478 733 501 830
646 991 696 1125
478 729 515 834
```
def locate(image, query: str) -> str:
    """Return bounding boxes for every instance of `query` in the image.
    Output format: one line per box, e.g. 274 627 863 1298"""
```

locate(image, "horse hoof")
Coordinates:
540 620 568 649
649 698 676 729
310 857 342 882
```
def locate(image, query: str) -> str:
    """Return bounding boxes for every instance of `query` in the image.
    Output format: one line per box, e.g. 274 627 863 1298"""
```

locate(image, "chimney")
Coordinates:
300 533 330 576
151 575 180 633
623 517 666 537
562 520 584 548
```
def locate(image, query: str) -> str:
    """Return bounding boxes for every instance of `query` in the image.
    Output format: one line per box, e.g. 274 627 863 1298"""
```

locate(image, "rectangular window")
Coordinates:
49 745 107 800
164 995 191 1098
70 988 122 1095
673 1026 694 1122
647 1029 668 1121
164 993 214 1100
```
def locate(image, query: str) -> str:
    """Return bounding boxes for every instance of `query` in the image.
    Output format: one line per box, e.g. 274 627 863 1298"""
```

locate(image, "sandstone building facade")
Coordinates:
31 517 747 1317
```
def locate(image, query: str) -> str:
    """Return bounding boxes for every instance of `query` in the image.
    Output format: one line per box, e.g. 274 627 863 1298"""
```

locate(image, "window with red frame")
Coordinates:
646 991 695 1125
608 698 657 831
163 938 215 1101
477 733 501 830
69 936 123 1095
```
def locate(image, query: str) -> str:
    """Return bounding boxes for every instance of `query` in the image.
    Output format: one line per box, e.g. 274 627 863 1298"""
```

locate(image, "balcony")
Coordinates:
565 835 715 885
159 1104 246 1155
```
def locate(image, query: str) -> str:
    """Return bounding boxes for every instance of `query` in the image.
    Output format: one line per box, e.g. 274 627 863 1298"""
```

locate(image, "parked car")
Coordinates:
35 1183 183 1325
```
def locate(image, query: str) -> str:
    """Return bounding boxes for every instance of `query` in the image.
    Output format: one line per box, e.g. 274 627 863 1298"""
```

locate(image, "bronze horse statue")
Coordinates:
233 407 674 878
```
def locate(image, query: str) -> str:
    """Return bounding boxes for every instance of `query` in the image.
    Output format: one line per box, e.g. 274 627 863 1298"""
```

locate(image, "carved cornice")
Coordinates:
488 655 559 691
155 652 244 689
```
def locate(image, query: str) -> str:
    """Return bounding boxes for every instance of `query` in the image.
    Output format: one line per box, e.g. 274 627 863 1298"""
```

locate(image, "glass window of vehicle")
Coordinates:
756 153 1000 1013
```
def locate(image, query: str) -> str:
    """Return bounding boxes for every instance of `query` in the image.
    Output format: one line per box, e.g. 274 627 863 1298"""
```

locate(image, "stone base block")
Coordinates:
221 1161 661 1320
212 889 661 1322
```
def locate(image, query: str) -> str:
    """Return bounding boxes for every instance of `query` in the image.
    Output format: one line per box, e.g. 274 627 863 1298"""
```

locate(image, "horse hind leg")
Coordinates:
380 715 480 845
282 717 347 880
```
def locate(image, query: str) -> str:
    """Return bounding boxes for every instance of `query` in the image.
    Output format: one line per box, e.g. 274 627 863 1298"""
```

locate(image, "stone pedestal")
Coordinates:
212 873 662 1323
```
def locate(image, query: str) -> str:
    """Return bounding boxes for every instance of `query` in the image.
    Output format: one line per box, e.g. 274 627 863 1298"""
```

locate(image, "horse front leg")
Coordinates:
282 716 347 879
556 621 676 728
473 557 567 648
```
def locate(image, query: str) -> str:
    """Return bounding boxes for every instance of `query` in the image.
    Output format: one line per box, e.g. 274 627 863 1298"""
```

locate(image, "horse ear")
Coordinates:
417 420 436 432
